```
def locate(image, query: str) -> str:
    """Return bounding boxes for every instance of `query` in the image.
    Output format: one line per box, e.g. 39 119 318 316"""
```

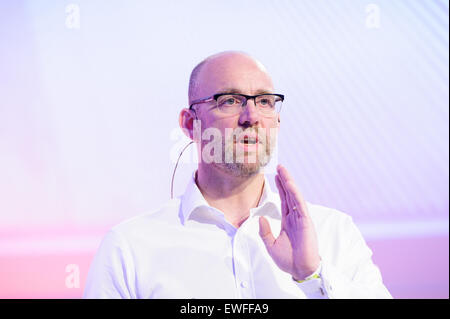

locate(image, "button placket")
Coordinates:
232 229 253 298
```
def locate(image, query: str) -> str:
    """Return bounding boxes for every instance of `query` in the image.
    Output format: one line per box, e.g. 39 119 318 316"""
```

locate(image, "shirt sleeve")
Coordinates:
294 215 392 299
83 230 136 299
293 262 328 299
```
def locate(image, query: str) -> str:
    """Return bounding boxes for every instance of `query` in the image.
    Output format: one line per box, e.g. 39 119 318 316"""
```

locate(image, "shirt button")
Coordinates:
240 281 248 288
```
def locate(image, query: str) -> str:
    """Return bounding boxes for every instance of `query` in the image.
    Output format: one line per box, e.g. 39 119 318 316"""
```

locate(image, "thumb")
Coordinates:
259 216 275 249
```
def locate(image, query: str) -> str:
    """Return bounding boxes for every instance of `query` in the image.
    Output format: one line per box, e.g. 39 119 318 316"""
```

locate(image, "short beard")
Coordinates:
220 161 263 178
215 134 273 178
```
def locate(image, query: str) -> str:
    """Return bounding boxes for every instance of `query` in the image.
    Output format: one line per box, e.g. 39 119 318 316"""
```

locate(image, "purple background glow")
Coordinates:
0 0 448 298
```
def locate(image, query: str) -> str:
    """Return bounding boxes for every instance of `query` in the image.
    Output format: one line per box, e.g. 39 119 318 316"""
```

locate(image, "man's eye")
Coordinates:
258 98 274 108
224 98 236 105
219 96 240 107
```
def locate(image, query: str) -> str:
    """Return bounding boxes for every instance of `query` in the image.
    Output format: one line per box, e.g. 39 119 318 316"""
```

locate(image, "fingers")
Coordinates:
275 175 288 217
275 175 289 230
259 216 275 249
277 164 309 219
276 170 294 215
277 165 297 213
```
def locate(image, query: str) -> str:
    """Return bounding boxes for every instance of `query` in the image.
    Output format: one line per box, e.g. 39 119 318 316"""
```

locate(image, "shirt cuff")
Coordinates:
294 262 322 283
292 261 327 298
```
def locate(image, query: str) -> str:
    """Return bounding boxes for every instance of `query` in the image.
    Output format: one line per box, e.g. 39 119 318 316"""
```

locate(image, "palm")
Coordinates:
259 165 321 280
265 229 294 274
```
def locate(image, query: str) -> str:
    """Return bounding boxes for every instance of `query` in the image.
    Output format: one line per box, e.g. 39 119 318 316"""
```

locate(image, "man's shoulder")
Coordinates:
109 198 182 239
306 202 354 230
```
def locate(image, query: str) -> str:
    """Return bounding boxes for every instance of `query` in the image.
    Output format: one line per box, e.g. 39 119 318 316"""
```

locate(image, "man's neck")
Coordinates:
196 165 265 228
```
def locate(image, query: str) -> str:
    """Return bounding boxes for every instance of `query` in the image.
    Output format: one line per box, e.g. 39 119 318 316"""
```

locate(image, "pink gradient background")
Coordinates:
0 1 448 298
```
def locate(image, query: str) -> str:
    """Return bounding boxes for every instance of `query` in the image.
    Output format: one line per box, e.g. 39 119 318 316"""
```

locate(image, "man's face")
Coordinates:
193 54 280 177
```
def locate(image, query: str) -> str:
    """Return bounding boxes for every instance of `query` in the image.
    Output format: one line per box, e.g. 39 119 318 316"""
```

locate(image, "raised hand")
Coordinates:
259 164 321 281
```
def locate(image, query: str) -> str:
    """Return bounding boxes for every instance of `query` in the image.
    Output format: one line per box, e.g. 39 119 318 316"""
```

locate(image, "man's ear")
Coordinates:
179 108 196 140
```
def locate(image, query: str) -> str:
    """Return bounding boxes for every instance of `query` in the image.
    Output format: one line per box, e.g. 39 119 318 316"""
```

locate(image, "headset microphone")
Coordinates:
171 141 194 199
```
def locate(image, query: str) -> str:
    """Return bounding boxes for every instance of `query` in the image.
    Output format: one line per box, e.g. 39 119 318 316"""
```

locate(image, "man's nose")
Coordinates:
239 98 260 126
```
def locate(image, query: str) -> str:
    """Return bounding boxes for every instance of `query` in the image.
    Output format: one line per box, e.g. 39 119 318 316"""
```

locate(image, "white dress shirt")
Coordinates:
83 173 392 299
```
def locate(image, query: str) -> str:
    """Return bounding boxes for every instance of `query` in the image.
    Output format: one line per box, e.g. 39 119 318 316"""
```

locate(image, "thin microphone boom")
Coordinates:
171 141 194 199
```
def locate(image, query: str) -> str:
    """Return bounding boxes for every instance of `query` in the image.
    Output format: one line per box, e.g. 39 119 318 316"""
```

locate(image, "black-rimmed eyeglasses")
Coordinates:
189 93 284 116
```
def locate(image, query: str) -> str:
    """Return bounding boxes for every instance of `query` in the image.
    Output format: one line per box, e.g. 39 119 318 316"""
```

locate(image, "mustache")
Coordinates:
227 127 268 143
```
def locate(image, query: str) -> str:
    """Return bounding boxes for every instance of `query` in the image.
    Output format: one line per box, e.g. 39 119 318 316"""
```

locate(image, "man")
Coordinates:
83 51 392 298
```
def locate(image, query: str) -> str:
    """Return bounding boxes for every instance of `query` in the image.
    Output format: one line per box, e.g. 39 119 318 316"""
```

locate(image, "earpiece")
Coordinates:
171 141 194 199
192 108 198 120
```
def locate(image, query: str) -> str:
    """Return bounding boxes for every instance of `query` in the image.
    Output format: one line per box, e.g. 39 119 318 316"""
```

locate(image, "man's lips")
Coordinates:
236 132 260 144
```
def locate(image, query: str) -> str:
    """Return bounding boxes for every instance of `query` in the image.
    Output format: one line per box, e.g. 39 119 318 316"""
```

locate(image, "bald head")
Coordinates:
188 51 273 106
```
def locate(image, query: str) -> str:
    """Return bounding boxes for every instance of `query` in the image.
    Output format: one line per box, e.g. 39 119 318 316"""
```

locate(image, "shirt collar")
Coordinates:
180 171 282 225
